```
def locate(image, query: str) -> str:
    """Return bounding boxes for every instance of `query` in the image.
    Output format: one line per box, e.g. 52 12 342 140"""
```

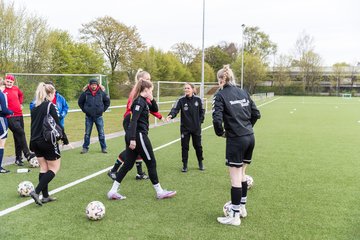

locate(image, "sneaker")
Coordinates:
26 153 36 161
217 210 241 226
0 167 10 173
29 191 43 206
135 172 149 180
181 167 188 173
15 159 24 166
240 205 247 218
107 171 116 180
157 190 176 199
102 149 108 154
198 161 205 171
41 196 57 204
107 191 126 200
80 148 88 154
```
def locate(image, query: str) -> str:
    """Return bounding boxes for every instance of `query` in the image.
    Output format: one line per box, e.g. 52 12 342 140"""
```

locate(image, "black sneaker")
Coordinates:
0 167 10 173
26 153 36 161
80 148 88 154
135 172 149 180
41 196 57 204
198 161 205 171
102 149 108 154
29 191 43 206
181 167 188 173
107 170 116 180
15 159 24 166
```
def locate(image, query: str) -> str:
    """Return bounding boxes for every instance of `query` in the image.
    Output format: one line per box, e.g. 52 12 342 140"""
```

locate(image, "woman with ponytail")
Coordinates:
29 82 69 206
107 79 176 200
108 69 164 180
212 65 261 226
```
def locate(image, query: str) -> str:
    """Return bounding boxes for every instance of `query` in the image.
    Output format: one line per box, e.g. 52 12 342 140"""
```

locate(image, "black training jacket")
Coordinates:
168 95 205 134
212 84 261 138
128 96 158 140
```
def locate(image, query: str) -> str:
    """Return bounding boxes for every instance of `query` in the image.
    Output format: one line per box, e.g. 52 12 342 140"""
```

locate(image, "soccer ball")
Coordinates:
223 201 232 217
17 181 35 197
86 201 106 221
245 175 254 189
29 157 39 168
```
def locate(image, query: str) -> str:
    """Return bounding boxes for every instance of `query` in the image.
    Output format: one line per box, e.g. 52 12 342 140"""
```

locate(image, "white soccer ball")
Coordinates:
223 201 232 217
245 175 254 189
29 157 39 168
17 181 35 197
86 201 106 221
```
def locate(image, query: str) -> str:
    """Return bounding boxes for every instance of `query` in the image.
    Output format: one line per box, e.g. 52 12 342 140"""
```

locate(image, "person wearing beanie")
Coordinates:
78 78 110 154
3 75 35 166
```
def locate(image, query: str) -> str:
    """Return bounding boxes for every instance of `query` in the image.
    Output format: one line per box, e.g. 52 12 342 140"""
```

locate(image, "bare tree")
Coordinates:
293 32 322 94
80 16 144 77
170 42 199 65
274 54 292 94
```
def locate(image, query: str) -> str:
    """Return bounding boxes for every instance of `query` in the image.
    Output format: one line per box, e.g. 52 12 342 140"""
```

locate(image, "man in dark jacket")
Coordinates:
78 79 110 154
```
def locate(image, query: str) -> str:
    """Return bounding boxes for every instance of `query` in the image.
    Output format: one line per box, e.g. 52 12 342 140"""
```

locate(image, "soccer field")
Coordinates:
0 96 359 240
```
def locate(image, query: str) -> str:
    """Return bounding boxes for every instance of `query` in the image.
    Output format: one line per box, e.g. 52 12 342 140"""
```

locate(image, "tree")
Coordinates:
218 41 239 63
233 52 267 93
204 46 232 73
293 32 323 94
332 62 349 95
243 26 277 63
273 55 292 94
171 42 199 65
80 16 144 77
0 1 49 73
188 56 215 82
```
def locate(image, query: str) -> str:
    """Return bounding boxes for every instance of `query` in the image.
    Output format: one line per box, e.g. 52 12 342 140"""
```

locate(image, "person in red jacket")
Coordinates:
3 75 35 166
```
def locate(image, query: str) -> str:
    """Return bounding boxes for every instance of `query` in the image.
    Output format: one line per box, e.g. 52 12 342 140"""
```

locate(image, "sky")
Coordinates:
9 0 360 66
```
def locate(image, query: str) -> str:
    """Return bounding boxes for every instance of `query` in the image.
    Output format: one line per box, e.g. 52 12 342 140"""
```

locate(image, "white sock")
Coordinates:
232 204 240 211
153 183 163 194
110 181 120 193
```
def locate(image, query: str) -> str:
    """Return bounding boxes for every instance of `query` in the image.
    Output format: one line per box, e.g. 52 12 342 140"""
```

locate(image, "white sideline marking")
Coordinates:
0 125 213 217
0 98 275 217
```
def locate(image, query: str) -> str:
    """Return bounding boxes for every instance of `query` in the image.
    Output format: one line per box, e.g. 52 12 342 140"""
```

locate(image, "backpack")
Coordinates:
43 102 63 143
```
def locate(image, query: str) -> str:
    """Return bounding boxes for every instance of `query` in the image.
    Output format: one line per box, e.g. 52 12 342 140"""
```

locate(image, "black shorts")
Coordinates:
225 134 255 168
30 140 61 161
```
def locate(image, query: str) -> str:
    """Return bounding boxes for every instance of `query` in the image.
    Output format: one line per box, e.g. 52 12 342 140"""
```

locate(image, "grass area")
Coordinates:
1 96 359 239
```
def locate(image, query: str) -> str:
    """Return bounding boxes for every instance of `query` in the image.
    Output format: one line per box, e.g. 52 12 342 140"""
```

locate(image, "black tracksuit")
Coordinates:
168 94 205 166
212 84 260 138
212 84 261 167
115 97 160 185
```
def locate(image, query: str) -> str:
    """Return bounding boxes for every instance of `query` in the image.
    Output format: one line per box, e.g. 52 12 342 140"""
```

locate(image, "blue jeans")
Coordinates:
82 116 106 150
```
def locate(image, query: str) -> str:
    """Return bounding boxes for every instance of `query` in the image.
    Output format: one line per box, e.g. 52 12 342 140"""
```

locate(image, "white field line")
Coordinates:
0 98 276 217
0 125 213 217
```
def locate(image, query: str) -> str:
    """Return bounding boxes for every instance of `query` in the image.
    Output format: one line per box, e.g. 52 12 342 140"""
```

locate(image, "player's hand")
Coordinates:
166 116 172 122
129 140 136 150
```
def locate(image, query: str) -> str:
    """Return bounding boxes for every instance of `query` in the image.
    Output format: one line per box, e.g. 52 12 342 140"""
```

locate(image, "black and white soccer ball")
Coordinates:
17 181 34 197
223 201 232 217
245 175 254 189
28 157 39 168
86 201 106 221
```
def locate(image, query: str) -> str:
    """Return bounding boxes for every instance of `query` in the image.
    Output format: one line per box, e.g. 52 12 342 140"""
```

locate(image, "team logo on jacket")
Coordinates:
195 101 199 107
184 103 188 111
135 105 140 111
230 98 249 107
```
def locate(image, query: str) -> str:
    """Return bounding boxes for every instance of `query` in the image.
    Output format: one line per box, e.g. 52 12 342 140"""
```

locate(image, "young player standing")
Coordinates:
107 79 176 200
166 83 205 172
212 65 261 226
